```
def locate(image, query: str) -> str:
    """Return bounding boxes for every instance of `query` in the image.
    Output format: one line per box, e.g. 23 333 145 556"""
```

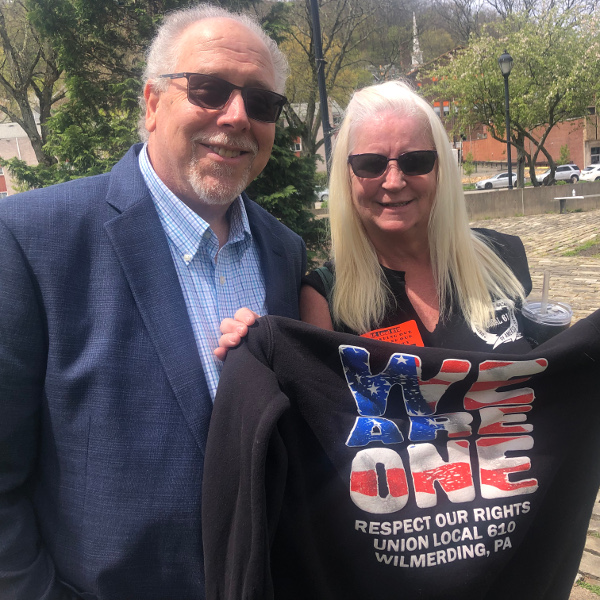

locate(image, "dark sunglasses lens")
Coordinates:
350 154 388 177
187 74 232 109
244 88 285 122
399 151 437 175
186 74 284 122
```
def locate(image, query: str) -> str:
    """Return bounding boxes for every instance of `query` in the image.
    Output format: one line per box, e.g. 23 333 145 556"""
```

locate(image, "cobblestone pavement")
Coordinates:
472 210 600 597
470 210 600 323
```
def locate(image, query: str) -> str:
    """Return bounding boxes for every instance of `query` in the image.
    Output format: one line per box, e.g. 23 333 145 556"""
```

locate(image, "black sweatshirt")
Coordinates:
203 311 600 600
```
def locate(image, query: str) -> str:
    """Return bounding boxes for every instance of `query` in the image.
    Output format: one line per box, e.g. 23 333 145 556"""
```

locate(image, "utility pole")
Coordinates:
309 0 332 175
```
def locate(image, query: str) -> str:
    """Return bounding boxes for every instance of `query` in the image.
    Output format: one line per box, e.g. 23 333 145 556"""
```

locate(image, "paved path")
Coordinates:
471 210 600 323
471 210 600 597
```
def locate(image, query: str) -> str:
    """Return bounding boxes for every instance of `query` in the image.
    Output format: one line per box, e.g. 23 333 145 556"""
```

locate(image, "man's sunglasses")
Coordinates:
347 150 438 178
158 72 287 123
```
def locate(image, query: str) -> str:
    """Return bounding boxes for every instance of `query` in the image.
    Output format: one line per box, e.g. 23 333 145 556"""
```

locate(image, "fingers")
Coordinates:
215 309 260 361
214 332 243 361
233 307 259 326
213 347 228 362
219 317 248 336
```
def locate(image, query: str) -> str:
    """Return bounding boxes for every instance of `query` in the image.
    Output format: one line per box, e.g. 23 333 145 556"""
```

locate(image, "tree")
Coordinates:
7 0 188 182
4 0 327 255
360 0 467 74
6 0 256 184
278 0 374 157
359 0 415 79
484 0 536 19
427 6 600 186
247 123 329 268
431 0 485 45
463 151 475 179
0 0 64 166
558 144 571 166
419 28 455 62
484 0 600 19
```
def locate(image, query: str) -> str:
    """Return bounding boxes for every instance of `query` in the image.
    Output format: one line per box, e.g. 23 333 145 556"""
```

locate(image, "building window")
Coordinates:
443 101 450 117
0 192 7 198
433 101 441 117
0 167 4 176
592 147 600 164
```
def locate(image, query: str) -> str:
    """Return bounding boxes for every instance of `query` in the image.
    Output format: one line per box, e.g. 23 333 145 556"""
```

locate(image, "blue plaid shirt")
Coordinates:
139 145 267 400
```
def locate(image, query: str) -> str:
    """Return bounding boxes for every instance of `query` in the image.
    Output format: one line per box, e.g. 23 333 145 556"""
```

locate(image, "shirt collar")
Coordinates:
139 143 252 260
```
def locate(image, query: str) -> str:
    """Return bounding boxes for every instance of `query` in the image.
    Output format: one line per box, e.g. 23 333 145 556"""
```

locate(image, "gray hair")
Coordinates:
138 3 289 140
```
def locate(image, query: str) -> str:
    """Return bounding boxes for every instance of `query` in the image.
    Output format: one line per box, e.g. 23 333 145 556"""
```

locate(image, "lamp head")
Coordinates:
498 50 513 76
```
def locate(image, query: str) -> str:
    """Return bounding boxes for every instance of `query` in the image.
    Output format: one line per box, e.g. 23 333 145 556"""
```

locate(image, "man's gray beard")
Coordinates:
187 132 258 206
187 159 252 206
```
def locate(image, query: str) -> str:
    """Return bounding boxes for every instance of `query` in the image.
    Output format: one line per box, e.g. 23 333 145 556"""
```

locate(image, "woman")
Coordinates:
216 80 532 357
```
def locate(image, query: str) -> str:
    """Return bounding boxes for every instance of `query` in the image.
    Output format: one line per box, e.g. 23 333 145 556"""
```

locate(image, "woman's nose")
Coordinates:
381 162 407 189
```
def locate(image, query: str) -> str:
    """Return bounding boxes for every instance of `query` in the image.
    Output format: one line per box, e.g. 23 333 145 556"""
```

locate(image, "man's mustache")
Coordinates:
191 132 259 156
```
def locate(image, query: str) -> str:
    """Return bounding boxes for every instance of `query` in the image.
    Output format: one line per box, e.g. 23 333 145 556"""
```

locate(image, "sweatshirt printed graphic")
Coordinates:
203 313 600 600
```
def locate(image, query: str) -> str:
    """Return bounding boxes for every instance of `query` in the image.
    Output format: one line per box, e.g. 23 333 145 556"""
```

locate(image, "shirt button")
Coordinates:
203 230 211 239
183 253 193 263
220 276 226 285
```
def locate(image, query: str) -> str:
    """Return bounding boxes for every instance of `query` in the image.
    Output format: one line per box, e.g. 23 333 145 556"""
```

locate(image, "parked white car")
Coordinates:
317 189 329 203
537 164 580 184
475 172 517 190
314 188 329 208
580 165 600 182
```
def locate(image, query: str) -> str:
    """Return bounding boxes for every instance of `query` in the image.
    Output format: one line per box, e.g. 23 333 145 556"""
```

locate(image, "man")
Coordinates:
0 4 305 599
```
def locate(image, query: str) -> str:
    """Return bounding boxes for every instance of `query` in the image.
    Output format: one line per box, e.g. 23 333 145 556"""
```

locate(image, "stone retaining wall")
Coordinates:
465 181 600 220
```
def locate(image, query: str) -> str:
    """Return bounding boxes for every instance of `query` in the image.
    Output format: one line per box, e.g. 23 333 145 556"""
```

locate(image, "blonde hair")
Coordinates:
328 80 525 334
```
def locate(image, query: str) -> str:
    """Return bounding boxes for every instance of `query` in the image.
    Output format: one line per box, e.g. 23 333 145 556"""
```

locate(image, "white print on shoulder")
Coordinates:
472 300 523 349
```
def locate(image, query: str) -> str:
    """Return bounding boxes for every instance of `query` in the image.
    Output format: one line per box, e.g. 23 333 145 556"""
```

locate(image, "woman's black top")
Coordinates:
302 228 533 353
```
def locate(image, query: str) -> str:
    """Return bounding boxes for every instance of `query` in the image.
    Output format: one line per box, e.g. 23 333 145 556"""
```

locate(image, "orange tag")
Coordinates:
361 320 424 347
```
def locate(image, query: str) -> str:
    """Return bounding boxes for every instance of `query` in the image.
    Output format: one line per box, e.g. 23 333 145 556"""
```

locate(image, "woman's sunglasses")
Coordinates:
158 72 287 123
348 150 438 179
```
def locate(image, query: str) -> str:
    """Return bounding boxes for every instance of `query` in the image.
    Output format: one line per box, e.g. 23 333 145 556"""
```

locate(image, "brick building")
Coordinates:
461 113 600 169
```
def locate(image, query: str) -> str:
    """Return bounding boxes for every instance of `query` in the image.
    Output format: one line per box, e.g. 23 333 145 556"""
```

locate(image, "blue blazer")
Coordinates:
0 144 306 600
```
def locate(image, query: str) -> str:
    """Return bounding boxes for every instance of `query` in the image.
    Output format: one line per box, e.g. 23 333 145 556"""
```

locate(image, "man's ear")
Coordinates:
144 81 160 133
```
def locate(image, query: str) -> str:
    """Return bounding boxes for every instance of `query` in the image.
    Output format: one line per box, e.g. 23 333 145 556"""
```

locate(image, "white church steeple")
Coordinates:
411 13 423 67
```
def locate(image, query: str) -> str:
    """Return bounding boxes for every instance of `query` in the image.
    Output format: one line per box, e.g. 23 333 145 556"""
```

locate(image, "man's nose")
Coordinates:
217 90 251 130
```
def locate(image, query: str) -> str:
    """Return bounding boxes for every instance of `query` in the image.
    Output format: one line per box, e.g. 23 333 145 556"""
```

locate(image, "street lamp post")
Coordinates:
498 50 514 189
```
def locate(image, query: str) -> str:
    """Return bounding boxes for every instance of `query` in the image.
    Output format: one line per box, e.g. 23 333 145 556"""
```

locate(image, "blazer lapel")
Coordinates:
103 147 212 453
244 194 303 318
